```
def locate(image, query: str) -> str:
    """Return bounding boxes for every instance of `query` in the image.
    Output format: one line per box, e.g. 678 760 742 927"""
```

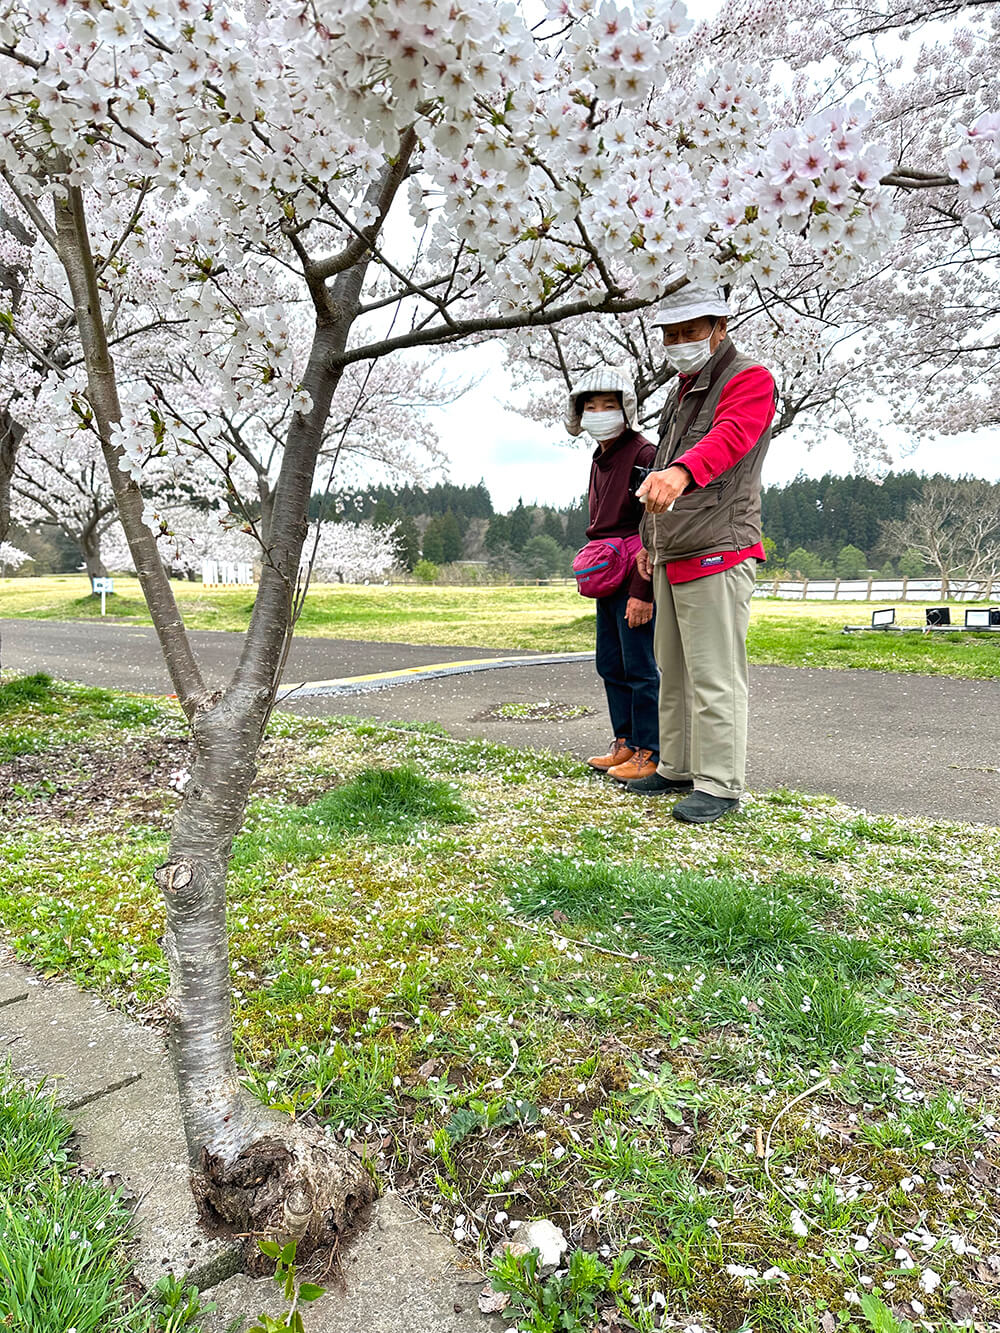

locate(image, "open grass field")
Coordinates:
2 672 999 1331
3 574 1000 679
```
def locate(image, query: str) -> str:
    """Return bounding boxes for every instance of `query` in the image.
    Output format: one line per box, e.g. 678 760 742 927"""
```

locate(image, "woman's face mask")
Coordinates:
580 408 626 441
663 321 718 375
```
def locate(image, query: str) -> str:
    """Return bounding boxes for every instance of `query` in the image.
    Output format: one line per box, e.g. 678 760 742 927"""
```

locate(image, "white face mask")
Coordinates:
663 329 716 375
580 408 625 441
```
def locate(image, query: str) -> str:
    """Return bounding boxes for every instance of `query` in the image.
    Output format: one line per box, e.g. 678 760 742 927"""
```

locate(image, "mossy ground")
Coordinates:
1 673 999 1331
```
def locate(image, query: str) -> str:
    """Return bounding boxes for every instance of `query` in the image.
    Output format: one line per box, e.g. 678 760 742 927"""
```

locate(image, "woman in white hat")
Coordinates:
566 364 661 784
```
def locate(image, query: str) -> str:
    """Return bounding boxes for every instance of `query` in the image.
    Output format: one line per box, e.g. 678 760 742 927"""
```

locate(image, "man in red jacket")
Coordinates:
566 365 660 783
631 283 776 824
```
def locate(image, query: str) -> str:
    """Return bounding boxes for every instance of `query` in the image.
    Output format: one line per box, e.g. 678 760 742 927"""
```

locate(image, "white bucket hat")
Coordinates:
650 281 730 327
565 363 639 437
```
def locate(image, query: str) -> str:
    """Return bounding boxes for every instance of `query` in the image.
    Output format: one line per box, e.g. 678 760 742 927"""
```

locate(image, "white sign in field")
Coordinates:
92 576 114 615
201 560 254 587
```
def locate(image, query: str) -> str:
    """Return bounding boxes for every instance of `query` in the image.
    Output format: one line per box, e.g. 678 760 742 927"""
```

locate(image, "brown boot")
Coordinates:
608 748 657 783
587 738 634 772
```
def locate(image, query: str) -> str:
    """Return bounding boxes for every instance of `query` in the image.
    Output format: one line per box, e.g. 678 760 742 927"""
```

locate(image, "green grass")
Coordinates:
2 682 1000 1329
4 575 999 677
295 765 470 842
0 671 166 758
0 1066 144 1333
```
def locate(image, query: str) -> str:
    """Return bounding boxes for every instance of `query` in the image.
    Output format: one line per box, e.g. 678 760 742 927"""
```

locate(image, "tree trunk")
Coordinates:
80 526 108 582
52 184 375 1267
0 409 23 673
157 698 374 1264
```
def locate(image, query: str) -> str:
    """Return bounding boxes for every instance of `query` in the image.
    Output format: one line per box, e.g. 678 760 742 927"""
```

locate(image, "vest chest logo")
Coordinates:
700 554 725 567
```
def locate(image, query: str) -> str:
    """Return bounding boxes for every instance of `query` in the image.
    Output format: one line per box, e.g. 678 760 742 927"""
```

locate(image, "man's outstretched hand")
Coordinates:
637 464 689 514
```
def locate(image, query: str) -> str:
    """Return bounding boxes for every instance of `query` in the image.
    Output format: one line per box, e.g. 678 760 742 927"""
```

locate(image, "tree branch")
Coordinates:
52 185 207 718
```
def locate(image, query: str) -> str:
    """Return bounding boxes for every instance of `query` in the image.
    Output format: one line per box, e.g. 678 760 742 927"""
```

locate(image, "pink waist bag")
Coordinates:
572 533 643 598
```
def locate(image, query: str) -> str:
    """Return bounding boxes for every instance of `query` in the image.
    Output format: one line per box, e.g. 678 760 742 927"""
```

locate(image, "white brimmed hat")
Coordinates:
565 363 639 437
650 281 730 327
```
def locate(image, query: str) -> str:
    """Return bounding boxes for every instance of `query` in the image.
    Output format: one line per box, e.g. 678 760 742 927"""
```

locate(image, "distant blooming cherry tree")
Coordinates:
0 537 27 573
0 0 994 1256
103 509 400 583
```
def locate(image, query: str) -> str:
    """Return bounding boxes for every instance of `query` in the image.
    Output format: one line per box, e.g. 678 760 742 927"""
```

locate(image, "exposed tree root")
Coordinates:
195 1123 376 1275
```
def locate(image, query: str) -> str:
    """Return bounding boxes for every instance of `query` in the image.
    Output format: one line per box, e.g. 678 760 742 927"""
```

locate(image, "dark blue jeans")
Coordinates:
595 584 660 757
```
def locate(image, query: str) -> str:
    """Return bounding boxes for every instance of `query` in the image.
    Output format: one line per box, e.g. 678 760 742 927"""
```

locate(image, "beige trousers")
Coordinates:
651 560 756 800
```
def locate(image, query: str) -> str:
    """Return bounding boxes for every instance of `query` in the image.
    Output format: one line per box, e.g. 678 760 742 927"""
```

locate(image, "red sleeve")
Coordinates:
674 366 776 488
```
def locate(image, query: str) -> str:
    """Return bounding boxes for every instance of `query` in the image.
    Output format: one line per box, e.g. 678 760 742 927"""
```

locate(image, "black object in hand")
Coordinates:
630 464 654 496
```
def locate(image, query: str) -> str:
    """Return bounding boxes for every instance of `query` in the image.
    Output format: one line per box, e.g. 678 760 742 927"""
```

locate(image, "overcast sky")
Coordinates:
416 342 1000 513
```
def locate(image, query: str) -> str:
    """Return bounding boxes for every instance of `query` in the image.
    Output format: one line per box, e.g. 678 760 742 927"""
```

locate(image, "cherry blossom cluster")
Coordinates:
102 508 400 584
1 0 996 498
0 539 28 571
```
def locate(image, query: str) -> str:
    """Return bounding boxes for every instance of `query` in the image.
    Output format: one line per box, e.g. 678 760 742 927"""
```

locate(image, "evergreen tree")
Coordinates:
421 517 445 564
484 514 510 553
521 534 566 579
507 499 532 552
542 509 564 543
562 496 590 549
438 510 463 563
835 544 868 579
394 512 420 570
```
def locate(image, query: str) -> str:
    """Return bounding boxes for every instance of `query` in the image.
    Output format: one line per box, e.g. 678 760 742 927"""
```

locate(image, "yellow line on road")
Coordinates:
275 652 590 699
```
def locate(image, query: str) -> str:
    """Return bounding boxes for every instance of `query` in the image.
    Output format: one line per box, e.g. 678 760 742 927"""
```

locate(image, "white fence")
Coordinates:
754 576 997 602
201 560 254 587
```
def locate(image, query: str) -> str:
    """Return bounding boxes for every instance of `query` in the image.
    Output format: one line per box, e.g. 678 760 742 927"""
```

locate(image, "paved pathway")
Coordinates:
0 948 500 1331
4 618 998 823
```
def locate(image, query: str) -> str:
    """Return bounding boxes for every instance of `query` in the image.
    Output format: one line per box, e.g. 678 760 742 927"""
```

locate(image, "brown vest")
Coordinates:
640 337 773 563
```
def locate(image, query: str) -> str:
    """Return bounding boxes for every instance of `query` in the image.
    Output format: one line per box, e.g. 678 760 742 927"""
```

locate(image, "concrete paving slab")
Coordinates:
71 1064 243 1290
0 955 242 1289
0 964 160 1108
0 953 502 1315
205 1193 502 1333
0 971 32 1007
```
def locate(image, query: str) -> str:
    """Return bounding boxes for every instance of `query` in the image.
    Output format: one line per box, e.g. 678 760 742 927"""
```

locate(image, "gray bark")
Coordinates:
80 521 108 582
51 182 377 1264
1 207 32 670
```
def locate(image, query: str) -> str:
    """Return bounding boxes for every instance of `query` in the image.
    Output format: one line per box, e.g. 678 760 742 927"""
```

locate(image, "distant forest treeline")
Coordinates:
304 470 1000 580
760 472 932 563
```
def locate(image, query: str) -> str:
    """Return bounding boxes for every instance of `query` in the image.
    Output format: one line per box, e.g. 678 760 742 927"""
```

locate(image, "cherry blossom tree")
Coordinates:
1 0 993 1259
103 508 400 583
0 538 27 574
307 519 400 584
506 0 1000 468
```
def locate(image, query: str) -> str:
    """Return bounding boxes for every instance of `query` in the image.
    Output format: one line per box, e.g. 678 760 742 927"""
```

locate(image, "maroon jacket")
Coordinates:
586 429 656 601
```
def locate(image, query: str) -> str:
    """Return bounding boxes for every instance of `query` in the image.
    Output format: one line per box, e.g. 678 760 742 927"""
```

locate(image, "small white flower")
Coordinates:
920 1269 941 1294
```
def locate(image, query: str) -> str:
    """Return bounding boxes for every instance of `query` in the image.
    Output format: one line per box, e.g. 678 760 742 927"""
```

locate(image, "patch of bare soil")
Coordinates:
0 735 191 823
955 946 1000 1013
0 733 339 826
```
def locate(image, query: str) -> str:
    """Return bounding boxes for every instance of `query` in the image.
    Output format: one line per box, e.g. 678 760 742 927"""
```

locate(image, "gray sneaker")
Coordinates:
625 773 694 796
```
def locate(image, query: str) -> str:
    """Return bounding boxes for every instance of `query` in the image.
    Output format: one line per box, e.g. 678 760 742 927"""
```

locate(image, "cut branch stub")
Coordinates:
194 1124 376 1275
154 860 194 894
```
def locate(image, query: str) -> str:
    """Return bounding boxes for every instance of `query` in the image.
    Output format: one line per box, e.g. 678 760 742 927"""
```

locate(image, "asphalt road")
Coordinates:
4 618 998 824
